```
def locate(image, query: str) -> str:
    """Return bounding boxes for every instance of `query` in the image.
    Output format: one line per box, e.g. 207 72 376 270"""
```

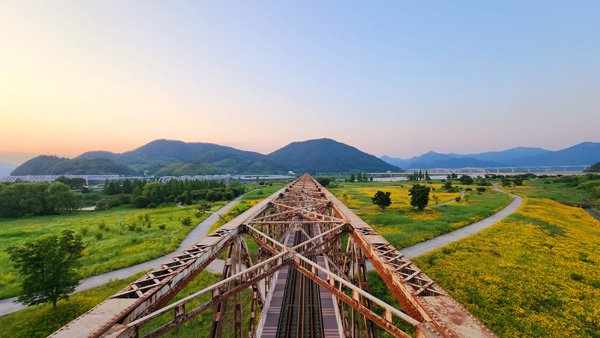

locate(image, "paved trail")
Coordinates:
399 184 523 258
0 193 249 316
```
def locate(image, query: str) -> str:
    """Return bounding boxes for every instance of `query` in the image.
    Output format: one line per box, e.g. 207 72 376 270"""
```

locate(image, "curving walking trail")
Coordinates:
399 183 523 258
0 186 521 316
0 193 249 316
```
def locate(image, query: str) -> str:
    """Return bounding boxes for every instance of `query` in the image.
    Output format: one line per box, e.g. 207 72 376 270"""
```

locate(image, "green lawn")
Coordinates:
0 205 211 300
0 270 224 338
329 181 512 249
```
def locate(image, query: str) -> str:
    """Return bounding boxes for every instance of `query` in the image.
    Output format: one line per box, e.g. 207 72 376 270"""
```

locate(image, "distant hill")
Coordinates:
510 142 600 166
381 151 455 169
77 139 278 174
465 147 549 163
267 138 400 173
0 161 17 176
153 160 221 176
11 155 68 175
381 143 599 169
46 158 138 175
409 157 506 169
11 156 137 175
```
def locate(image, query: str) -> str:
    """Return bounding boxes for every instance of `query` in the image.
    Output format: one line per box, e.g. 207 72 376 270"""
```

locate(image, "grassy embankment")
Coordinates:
0 203 223 300
329 181 511 249
0 183 286 338
0 270 223 338
406 193 600 337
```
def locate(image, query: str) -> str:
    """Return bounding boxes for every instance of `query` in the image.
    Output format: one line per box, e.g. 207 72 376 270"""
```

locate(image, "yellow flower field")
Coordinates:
329 182 511 249
413 197 600 337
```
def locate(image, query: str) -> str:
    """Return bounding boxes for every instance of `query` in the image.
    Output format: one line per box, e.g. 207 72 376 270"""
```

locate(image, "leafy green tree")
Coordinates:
371 191 392 210
49 182 83 213
121 179 133 194
105 181 120 195
350 173 355 183
444 181 453 190
316 177 331 186
409 183 430 210
7 230 85 310
198 202 211 212
133 196 151 208
459 175 474 185
143 182 164 205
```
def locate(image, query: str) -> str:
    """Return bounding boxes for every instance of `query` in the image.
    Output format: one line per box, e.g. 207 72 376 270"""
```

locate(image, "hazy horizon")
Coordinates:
1 137 597 166
1 1 599 161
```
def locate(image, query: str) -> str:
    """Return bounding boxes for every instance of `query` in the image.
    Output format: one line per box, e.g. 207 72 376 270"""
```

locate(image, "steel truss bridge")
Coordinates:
52 174 496 338
0 175 120 184
157 175 233 184
373 165 590 177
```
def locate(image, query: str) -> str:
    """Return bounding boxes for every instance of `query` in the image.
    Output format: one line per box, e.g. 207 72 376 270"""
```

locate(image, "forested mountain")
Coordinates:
11 156 137 176
382 143 599 168
77 139 281 174
266 138 400 173
10 156 68 175
509 142 600 166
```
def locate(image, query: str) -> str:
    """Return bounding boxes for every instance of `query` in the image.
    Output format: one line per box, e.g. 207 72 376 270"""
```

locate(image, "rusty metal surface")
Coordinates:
51 174 496 338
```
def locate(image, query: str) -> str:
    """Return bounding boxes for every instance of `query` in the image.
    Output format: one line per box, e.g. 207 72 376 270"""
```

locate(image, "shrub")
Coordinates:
159 224 166 230
181 217 193 226
477 187 486 192
95 232 103 240
455 196 461 202
571 273 584 282
133 196 151 208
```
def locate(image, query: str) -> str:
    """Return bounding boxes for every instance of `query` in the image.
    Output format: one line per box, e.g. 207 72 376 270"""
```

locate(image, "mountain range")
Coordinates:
381 142 600 169
11 139 399 176
8 139 600 176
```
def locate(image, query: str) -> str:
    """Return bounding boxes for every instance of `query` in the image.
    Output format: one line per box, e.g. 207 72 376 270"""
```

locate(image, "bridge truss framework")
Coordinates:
52 174 496 338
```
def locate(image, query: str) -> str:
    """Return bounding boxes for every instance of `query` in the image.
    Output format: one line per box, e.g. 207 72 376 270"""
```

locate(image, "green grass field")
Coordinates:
8 178 596 337
329 181 511 249
0 205 210 300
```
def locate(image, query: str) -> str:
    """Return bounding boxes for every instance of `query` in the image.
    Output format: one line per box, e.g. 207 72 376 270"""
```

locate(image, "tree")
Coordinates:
316 177 331 186
7 230 85 310
371 191 392 210
49 182 83 213
350 173 355 183
121 179 133 194
459 175 474 185
409 183 430 210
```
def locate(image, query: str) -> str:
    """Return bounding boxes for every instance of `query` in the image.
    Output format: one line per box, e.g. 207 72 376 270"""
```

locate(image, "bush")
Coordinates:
147 203 157 209
466 188 472 191
181 217 193 226
455 197 461 202
95 232 103 240
159 224 166 230
133 196 151 208
477 187 486 192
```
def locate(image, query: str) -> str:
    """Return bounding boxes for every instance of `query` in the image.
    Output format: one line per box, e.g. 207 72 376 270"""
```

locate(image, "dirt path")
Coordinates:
399 183 523 259
0 193 250 316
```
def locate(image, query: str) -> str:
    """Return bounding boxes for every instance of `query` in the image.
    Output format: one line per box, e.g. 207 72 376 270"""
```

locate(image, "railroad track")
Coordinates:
277 226 325 338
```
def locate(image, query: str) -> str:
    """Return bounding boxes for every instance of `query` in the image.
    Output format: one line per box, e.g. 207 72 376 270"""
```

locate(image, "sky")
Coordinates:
1 1 599 164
